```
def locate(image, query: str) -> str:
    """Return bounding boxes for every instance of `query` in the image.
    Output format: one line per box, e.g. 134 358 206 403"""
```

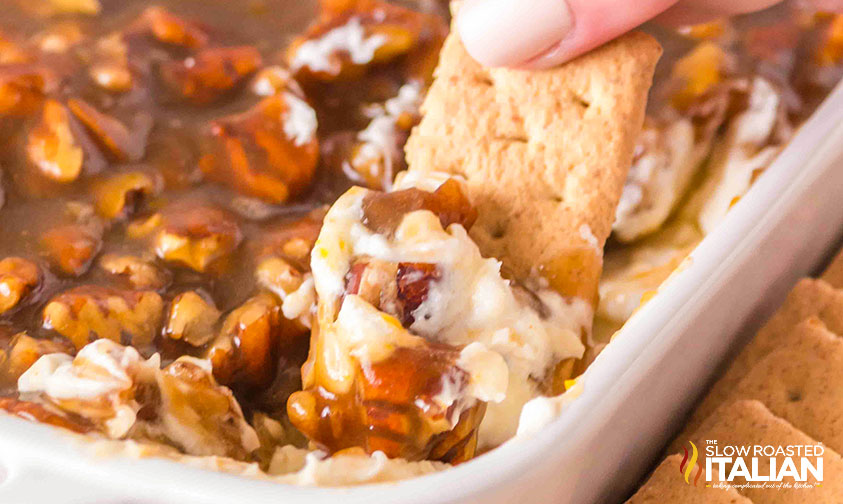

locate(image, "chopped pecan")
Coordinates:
288 343 484 462
92 170 162 220
343 260 438 327
41 203 104 277
200 94 319 204
27 99 84 183
670 42 731 111
159 46 262 104
0 257 41 315
163 291 220 346
361 178 477 236
16 339 152 437
33 21 85 54
144 130 202 189
250 215 322 327
815 15 843 67
88 33 133 93
155 357 259 460
0 332 74 385
396 262 439 326
256 257 304 300
0 397 93 434
154 204 243 273
41 224 102 276
98 254 171 291
251 66 300 97
126 213 163 239
43 0 101 15
251 412 296 466
0 64 54 116
344 261 369 298
287 0 428 81
345 259 396 306
140 6 209 49
13 337 257 458
67 98 152 163
678 20 733 41
251 210 324 270
41 285 164 350
90 62 133 93
322 127 406 192
207 293 295 389
348 138 404 190
0 31 32 64
347 83 423 190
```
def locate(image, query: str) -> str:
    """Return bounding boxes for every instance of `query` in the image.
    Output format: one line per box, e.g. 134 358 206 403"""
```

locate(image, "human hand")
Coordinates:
457 0 843 68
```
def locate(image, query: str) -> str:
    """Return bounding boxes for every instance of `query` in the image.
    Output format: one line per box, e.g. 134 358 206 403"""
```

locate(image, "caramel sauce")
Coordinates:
0 0 448 450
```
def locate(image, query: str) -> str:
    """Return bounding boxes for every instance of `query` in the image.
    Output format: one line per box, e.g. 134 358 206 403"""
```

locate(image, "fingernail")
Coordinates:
457 0 573 67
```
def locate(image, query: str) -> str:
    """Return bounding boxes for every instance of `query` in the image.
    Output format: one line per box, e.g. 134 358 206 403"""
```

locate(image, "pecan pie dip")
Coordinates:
0 0 841 488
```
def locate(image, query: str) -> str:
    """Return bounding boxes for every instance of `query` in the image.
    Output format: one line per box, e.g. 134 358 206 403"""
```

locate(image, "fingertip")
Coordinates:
456 0 574 67
459 0 679 70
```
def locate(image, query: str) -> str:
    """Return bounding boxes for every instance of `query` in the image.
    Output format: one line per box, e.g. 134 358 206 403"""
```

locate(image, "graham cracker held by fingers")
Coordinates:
625 454 750 504
405 29 661 302
669 278 843 453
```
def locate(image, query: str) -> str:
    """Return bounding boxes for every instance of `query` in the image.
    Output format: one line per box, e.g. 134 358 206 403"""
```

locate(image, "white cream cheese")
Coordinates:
281 274 316 325
310 173 590 448
272 449 446 486
694 77 784 234
154 357 260 457
290 17 386 75
17 340 259 457
613 118 700 243
598 221 701 325
383 81 423 117
393 169 456 193
93 440 446 487
352 82 423 187
251 66 296 97
578 224 600 253
17 353 76 396
456 342 508 403
18 339 157 437
18 339 152 402
354 115 399 181
334 294 421 372
253 75 279 97
282 92 318 147
516 378 585 439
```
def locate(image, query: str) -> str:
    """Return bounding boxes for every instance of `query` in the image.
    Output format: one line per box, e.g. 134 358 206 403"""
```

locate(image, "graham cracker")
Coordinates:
822 248 843 289
686 319 843 454
685 399 843 504
669 278 843 452
405 28 661 301
626 454 750 504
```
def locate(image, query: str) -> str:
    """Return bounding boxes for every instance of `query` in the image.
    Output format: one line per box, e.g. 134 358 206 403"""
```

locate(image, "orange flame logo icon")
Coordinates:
679 441 703 486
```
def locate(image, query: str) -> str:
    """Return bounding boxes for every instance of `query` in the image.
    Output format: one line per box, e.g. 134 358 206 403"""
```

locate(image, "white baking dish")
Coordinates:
1 77 842 504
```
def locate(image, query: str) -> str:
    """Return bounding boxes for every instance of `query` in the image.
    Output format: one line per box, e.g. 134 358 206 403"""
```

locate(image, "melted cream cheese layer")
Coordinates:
311 173 591 447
